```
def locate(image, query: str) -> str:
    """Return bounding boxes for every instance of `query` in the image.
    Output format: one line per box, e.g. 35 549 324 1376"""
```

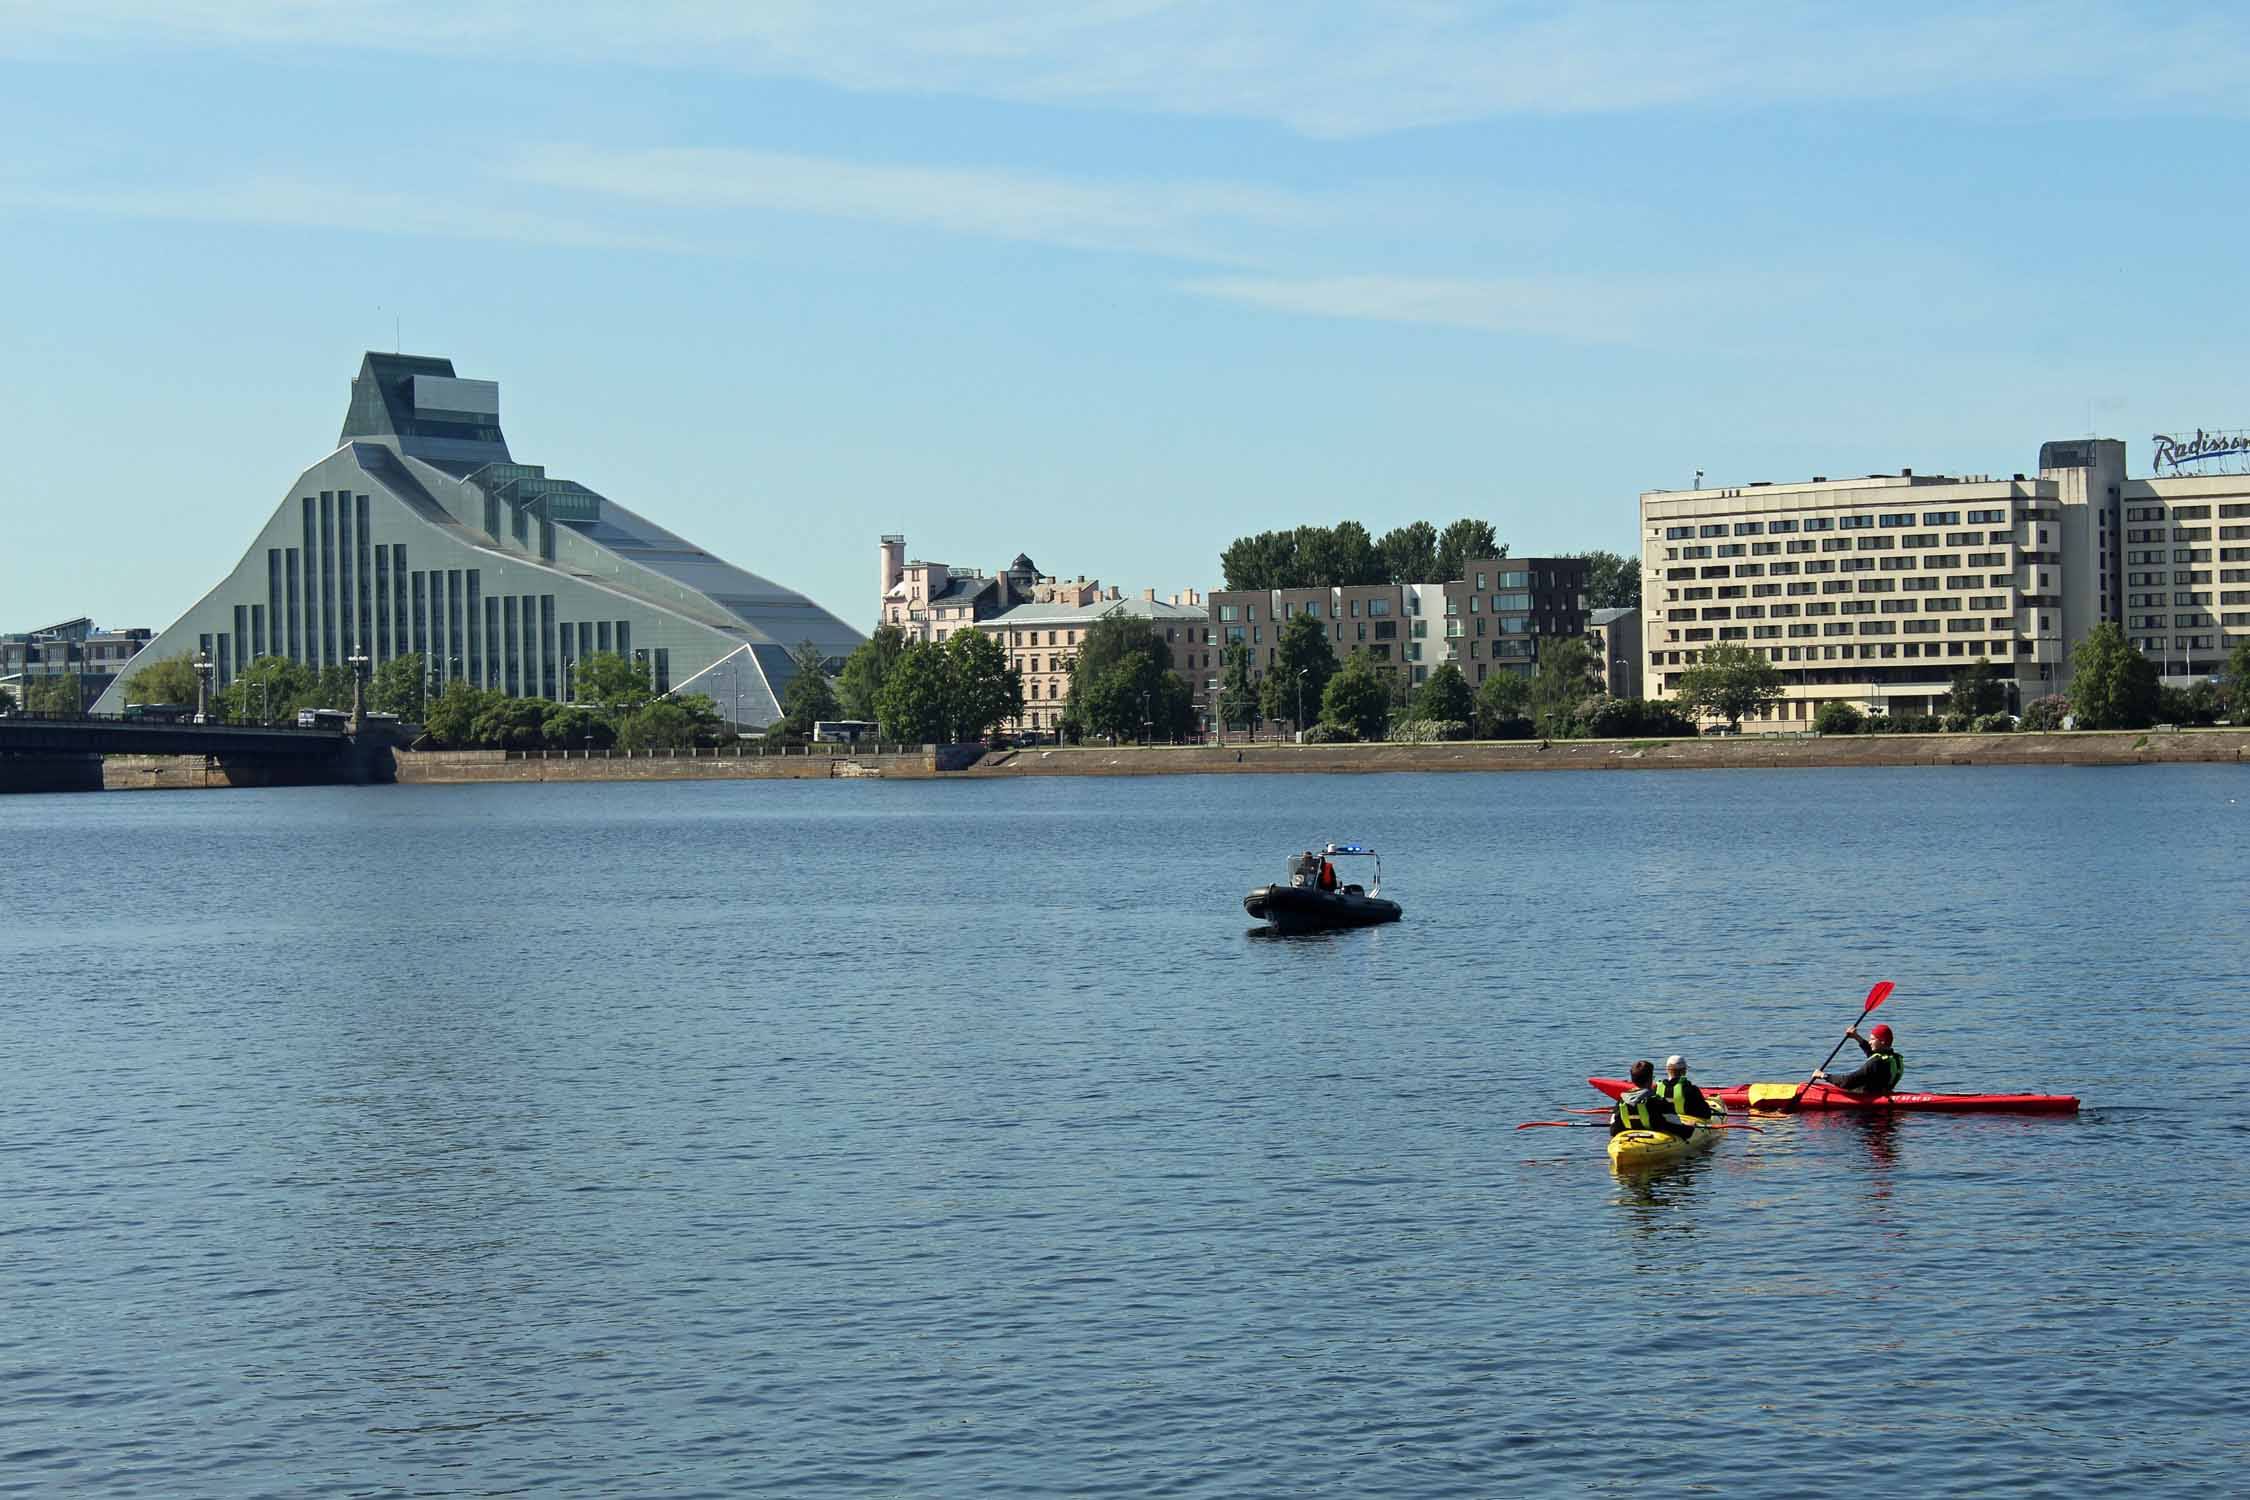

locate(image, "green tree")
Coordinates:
24 675 86 716
877 640 953 743
1069 613 1189 740
1676 643 1783 731
1434 519 1502 585
617 699 696 750
1219 529 1298 591
1411 661 1476 723
1217 640 1260 731
1258 612 1340 726
779 639 840 732
1814 701 1865 735
576 650 654 716
368 651 429 719
423 680 497 748
217 655 315 723
312 665 356 711
1573 549 1642 610
1289 522 1384 586
124 652 201 706
1320 651 1392 740
1948 659 2009 719
2067 623 2160 730
1376 521 1439 584
1475 669 1533 737
1586 696 1697 737
2157 681 2222 727
542 703 614 750
942 627 1023 741
836 623 906 721
1528 636 1602 738
2224 637 2250 720
471 696 550 750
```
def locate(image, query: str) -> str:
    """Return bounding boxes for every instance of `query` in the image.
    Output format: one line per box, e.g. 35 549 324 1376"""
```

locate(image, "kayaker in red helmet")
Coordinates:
1610 1059 1695 1140
1814 1022 1906 1097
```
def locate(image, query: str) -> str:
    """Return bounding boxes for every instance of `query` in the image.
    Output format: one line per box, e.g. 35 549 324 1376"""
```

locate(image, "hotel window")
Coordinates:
1697 526 1725 539
1665 526 1693 540
1839 514 1874 530
1967 508 2005 524
1367 597 1390 617
1733 521 1764 535
1878 512 1915 528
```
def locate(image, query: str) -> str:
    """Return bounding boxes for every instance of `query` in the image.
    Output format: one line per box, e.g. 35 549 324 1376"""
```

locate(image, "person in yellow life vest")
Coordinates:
1814 1023 1906 1097
1610 1059 1694 1140
1656 1054 1711 1120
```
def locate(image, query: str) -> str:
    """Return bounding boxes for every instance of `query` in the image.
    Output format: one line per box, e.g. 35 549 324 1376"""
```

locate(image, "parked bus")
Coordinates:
811 720 878 744
296 708 352 730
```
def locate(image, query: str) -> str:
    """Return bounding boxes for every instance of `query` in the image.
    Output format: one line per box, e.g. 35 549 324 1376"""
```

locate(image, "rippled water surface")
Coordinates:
5 765 2249 1496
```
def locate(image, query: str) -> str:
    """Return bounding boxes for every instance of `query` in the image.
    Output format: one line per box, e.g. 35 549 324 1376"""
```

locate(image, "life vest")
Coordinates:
1616 1089 1659 1131
1657 1077 1698 1114
1867 1048 1905 1092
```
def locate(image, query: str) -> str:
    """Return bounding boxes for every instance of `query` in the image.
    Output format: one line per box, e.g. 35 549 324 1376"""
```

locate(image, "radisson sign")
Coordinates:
2151 428 2250 474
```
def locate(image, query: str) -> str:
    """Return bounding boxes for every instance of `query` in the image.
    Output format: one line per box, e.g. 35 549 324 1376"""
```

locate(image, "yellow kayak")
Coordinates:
1607 1103 1728 1169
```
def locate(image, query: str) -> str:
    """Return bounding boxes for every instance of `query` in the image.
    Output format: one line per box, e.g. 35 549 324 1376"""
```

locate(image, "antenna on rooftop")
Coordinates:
1694 468 1704 489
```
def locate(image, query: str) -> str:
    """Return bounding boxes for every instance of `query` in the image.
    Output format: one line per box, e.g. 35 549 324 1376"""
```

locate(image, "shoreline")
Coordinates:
10 728 2243 796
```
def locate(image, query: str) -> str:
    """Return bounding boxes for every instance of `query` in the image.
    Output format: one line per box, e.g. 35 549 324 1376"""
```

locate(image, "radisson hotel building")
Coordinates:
1639 435 2250 724
94 354 862 724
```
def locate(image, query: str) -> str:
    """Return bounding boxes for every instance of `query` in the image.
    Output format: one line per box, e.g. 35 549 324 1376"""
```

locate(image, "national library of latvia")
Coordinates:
1639 435 2250 724
93 353 862 725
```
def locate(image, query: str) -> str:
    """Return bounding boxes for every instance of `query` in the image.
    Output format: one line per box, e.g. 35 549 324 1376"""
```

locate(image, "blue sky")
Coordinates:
5 2 2249 634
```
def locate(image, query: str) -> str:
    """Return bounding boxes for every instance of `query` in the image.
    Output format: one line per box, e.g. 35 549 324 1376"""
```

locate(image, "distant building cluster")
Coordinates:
1 619 152 711
878 536 1588 734
1638 437 2250 725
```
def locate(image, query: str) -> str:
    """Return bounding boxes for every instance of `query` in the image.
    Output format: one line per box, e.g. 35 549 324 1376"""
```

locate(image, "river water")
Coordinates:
3 766 2247 1497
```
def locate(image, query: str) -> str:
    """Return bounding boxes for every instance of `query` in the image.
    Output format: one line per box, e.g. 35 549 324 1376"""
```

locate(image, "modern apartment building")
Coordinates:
90 353 863 725
979 589 1211 736
1637 435 2250 724
1439 556 1591 688
1 619 153 709
1212 555 1590 720
1588 607 1642 699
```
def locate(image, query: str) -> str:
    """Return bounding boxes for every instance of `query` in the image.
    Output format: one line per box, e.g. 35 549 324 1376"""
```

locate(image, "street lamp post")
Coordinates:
1296 669 1308 743
192 650 213 723
347 646 370 733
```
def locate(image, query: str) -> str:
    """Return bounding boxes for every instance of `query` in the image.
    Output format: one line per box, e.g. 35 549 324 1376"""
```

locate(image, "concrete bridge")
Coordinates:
0 714 390 793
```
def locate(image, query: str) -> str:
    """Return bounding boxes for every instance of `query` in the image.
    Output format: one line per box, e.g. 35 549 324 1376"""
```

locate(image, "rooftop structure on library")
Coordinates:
94 353 862 724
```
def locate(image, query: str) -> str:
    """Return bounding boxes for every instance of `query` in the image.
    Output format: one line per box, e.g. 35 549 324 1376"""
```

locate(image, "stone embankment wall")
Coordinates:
973 729 2250 778
392 746 965 785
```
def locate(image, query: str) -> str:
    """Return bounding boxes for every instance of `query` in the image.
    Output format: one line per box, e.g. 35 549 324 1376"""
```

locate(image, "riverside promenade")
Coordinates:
17 728 2246 794
393 727 2250 785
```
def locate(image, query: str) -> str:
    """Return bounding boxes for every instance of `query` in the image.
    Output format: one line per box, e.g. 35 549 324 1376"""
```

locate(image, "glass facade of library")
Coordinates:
93 353 861 723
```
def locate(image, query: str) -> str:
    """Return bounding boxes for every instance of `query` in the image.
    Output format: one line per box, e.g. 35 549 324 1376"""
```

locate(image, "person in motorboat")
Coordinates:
1289 851 1318 888
1317 855 1338 892
1609 1059 1695 1140
1814 1023 1905 1098
1656 1055 1711 1120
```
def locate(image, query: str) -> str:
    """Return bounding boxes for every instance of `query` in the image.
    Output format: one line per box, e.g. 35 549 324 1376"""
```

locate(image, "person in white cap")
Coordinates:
1656 1054 1711 1120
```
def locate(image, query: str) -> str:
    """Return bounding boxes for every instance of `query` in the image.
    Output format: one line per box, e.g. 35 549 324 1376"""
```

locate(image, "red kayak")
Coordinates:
1588 1077 2079 1115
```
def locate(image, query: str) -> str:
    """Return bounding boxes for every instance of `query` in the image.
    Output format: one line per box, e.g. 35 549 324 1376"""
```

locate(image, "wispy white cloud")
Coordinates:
1182 273 1664 342
505 143 1327 265
7 2 2250 135
0 175 685 252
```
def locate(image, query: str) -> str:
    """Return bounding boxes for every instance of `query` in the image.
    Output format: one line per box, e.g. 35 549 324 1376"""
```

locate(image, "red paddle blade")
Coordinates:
1861 981 1895 1015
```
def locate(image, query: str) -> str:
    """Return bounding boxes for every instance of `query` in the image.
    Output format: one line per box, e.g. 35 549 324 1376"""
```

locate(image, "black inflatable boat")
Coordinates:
1244 844 1403 933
